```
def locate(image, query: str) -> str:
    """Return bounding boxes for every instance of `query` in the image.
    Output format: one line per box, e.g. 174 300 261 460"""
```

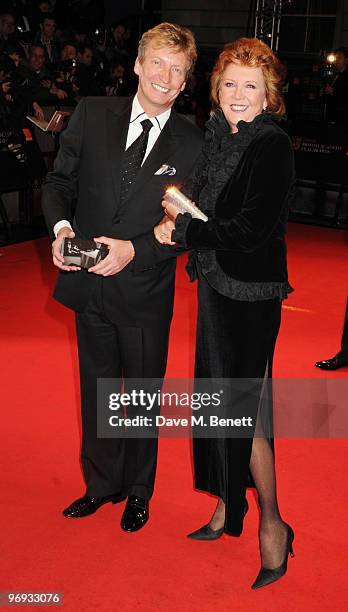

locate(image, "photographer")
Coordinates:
75 43 104 96
0 12 17 51
52 43 78 103
34 15 60 64
105 21 130 67
18 44 68 104
105 61 133 97
0 44 44 126
0 11 28 56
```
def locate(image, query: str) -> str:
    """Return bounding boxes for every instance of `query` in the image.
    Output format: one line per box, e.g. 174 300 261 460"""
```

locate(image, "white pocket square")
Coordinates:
154 164 177 176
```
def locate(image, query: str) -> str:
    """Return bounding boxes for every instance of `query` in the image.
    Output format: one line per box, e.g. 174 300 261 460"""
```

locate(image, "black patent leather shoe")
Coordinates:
314 354 348 370
121 496 149 532
251 523 295 590
63 492 127 518
187 498 249 540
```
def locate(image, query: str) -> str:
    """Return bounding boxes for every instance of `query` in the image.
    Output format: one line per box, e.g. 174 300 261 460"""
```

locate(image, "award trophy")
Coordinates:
61 238 108 269
164 186 208 222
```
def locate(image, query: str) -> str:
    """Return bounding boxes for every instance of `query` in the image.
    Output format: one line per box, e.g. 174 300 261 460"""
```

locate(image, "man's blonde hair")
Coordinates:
138 22 197 78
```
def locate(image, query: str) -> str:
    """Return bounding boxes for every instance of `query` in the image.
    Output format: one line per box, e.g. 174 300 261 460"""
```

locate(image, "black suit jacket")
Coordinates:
42 96 203 326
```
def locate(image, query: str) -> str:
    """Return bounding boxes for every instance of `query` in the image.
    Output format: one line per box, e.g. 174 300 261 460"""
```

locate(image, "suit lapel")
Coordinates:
106 100 132 204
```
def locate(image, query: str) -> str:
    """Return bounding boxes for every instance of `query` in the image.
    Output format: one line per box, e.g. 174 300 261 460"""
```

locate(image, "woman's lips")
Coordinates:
230 104 248 111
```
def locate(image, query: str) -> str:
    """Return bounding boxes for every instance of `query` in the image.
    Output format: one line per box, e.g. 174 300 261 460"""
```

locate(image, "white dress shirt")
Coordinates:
53 95 172 237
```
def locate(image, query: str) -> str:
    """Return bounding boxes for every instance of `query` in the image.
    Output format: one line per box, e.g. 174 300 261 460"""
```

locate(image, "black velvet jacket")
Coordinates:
173 111 295 301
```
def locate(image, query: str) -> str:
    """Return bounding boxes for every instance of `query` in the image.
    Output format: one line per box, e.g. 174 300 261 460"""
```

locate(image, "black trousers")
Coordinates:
75 286 170 500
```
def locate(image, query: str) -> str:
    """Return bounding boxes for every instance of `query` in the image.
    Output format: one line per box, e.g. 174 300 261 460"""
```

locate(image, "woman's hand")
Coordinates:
154 215 176 245
161 197 179 221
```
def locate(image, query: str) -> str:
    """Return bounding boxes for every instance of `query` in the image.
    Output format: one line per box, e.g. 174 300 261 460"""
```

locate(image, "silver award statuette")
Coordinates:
164 186 208 222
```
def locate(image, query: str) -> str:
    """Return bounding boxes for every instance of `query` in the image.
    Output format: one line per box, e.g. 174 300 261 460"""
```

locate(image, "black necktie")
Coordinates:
120 118 153 202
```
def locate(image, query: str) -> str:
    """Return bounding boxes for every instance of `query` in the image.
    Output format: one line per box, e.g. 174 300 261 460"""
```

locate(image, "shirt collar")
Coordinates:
131 94 171 130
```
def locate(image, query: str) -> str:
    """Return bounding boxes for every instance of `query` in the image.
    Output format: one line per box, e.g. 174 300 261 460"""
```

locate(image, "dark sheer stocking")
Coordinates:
209 498 226 530
249 435 287 568
208 428 287 569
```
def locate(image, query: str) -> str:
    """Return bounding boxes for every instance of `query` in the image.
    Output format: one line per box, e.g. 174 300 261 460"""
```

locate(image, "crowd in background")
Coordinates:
0 0 212 130
1 1 347 133
1 1 137 125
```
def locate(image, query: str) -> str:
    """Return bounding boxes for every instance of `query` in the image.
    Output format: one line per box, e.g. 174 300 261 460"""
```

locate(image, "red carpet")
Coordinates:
1 223 347 611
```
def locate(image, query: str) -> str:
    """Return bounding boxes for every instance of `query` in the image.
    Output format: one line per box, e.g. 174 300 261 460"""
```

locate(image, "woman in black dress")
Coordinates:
155 38 295 589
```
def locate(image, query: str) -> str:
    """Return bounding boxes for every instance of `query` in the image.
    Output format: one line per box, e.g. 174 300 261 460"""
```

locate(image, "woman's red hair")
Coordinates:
211 37 285 116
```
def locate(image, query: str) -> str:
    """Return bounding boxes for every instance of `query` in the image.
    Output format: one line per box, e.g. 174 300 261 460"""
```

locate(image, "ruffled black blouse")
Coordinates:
172 110 295 301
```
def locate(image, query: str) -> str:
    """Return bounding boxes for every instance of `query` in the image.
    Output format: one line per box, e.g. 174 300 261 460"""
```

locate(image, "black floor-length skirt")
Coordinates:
193 274 282 536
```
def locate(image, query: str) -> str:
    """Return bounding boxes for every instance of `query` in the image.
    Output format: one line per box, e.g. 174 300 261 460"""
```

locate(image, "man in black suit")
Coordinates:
34 15 60 64
42 22 202 531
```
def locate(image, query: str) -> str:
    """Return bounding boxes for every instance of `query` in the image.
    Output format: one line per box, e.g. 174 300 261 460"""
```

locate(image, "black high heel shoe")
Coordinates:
187 499 249 540
251 523 295 589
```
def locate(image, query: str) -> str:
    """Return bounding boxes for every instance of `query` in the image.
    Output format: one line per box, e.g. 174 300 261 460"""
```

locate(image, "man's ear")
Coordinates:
134 57 140 77
180 81 186 92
